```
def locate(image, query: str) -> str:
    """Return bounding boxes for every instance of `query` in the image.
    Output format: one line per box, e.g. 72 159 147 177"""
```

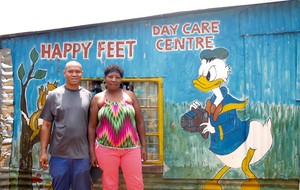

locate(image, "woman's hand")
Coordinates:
90 151 98 167
141 145 147 163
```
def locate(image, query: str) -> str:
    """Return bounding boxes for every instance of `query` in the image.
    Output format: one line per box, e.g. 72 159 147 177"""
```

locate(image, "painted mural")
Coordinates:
16 48 56 189
0 1 299 189
180 47 273 189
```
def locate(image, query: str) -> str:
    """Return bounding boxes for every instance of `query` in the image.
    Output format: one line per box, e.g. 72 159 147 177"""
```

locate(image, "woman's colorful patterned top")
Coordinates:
95 91 141 148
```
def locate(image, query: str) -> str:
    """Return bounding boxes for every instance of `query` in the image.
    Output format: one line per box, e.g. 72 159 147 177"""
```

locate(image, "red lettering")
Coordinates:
40 41 93 60
191 23 201 35
63 43 72 58
152 25 161 36
97 41 106 59
181 21 220 35
107 41 115 58
211 21 220 33
116 41 125 58
201 22 210 34
195 37 205 49
51 43 62 59
165 38 172 51
71 43 80 59
40 43 51 59
97 40 136 59
125 40 136 58
169 24 179 35
182 23 191 35
205 36 214 48
81 42 93 59
156 39 164 51
161 26 171 36
154 36 215 51
152 24 179 36
186 37 194 50
174 38 185 50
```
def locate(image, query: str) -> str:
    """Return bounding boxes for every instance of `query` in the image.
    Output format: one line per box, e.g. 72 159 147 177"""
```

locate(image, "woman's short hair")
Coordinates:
104 64 124 78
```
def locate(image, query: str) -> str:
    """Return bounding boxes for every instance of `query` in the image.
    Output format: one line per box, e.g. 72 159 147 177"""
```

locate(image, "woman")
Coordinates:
88 64 147 190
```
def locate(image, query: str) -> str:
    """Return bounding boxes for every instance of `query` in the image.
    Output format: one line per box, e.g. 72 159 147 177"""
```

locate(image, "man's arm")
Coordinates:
39 120 52 170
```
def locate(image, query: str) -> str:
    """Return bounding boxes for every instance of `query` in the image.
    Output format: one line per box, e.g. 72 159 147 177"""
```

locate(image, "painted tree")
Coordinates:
16 48 47 189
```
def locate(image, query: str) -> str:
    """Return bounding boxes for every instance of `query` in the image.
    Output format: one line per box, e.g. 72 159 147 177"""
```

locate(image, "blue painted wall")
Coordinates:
0 0 299 188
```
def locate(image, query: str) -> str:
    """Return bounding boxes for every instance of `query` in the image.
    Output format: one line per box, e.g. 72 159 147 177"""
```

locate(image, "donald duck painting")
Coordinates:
183 47 273 190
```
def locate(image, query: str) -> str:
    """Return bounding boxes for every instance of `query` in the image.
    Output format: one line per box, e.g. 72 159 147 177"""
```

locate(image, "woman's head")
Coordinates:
104 64 124 78
104 64 124 90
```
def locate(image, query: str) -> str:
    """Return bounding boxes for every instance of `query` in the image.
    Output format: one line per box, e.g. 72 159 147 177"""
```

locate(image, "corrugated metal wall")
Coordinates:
240 2 300 185
0 49 13 189
0 1 299 189
240 0 300 104
244 33 299 104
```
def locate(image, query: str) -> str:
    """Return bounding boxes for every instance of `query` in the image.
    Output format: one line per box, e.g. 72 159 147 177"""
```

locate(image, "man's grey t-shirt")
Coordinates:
40 85 92 159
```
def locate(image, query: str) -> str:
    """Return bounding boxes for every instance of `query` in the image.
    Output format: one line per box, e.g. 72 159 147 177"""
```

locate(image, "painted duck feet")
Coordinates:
241 178 260 190
202 179 222 190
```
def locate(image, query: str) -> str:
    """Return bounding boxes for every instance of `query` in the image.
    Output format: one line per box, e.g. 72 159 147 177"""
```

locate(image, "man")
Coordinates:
39 60 92 190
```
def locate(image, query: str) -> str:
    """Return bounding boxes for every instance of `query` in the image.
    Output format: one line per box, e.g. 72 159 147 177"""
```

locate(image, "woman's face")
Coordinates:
105 71 122 90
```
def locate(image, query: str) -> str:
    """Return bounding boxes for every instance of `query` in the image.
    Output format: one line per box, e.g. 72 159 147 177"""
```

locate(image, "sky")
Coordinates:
0 0 285 36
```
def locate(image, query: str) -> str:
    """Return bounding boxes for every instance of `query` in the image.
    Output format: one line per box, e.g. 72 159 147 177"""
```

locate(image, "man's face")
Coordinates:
64 64 82 86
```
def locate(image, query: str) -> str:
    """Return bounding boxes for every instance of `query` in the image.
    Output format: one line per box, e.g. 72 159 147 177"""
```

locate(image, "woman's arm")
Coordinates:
126 90 147 162
88 93 102 166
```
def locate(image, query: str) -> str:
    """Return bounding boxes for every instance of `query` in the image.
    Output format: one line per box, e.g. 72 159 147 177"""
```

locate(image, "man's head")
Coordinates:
64 60 83 90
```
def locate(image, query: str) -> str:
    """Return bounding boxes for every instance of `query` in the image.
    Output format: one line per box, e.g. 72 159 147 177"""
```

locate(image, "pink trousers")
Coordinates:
95 144 144 190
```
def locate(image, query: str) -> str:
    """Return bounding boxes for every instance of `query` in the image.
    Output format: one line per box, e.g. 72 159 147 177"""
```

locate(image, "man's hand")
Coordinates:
39 152 49 170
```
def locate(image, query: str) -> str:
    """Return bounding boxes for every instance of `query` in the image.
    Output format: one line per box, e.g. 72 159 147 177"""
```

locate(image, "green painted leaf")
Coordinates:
30 48 39 64
33 70 47 79
18 63 25 81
